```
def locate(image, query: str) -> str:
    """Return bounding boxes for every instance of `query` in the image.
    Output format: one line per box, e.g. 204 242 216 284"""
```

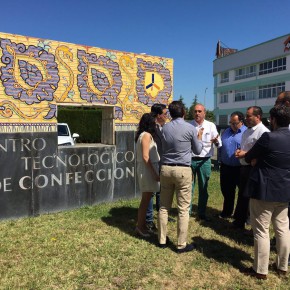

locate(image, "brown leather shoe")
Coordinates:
241 267 267 280
270 263 287 277
277 269 287 277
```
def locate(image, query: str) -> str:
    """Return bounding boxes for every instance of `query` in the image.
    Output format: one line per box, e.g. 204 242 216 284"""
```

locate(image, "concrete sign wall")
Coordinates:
0 131 136 219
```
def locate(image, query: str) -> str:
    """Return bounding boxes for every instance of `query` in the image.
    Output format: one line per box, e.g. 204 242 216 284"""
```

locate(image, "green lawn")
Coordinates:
0 171 289 289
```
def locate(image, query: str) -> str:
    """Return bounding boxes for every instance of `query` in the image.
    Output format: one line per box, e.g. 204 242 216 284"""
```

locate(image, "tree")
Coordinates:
205 110 215 123
178 95 189 118
187 94 198 120
178 94 185 103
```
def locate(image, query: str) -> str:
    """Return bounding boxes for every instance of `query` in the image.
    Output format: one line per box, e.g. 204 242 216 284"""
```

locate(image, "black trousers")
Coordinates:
233 165 252 227
220 163 241 217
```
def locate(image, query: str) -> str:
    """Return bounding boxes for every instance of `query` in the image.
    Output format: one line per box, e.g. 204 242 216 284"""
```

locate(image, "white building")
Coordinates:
213 34 290 125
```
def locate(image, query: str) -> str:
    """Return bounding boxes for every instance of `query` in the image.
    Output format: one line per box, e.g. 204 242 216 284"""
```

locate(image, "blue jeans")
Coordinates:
146 192 160 223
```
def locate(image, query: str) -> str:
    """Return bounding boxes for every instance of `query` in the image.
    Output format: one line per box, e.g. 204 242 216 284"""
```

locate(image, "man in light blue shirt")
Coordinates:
218 111 247 218
158 101 203 253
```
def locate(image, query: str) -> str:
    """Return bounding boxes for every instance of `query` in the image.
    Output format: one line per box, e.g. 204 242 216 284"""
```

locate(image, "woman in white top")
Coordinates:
135 113 160 237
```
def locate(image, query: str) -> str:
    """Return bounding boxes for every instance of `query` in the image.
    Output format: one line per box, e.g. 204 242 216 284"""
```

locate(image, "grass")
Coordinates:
0 171 289 289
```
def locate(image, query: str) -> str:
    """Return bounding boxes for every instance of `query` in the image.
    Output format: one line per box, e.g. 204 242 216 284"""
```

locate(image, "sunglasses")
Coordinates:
194 110 203 113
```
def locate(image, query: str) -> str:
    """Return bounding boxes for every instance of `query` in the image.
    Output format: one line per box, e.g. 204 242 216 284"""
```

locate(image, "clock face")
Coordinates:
145 72 164 98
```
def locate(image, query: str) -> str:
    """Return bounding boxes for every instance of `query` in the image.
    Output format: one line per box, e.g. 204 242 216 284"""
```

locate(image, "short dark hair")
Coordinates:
151 103 166 117
269 105 290 127
168 101 185 119
247 106 263 118
230 111 244 123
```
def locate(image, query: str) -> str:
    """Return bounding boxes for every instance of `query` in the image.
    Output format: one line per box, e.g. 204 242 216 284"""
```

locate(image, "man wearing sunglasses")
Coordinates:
189 104 221 221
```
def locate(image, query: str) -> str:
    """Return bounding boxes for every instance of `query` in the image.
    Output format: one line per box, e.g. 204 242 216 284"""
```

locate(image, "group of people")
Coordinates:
134 91 290 279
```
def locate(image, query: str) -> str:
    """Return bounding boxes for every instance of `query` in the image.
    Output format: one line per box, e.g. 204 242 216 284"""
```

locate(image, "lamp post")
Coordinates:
204 88 208 107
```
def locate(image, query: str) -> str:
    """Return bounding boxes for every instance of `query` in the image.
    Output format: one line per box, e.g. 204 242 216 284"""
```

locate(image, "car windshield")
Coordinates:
57 125 69 136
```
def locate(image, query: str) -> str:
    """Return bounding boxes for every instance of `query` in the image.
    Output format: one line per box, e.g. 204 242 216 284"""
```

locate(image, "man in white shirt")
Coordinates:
234 106 270 229
190 104 221 221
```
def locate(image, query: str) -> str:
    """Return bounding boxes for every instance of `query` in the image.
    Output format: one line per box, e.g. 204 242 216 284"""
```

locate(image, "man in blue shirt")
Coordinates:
218 111 247 218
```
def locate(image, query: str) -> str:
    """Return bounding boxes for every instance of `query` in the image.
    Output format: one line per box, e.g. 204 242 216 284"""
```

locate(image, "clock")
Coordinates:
145 72 163 98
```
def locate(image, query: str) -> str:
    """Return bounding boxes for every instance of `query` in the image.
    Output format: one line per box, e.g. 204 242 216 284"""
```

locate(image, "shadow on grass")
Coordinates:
190 205 253 246
101 206 178 253
101 203 253 255
192 236 252 270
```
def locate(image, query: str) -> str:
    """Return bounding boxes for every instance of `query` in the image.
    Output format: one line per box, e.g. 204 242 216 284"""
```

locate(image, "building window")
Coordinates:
219 115 228 126
234 88 256 102
258 82 285 99
235 65 256 80
259 57 286 75
220 93 228 103
220 72 229 83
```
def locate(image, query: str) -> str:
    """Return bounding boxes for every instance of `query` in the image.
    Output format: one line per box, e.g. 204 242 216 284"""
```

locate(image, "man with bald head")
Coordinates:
190 103 221 221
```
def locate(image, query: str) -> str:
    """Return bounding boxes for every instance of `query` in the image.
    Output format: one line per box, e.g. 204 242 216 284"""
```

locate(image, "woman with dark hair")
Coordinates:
135 113 160 237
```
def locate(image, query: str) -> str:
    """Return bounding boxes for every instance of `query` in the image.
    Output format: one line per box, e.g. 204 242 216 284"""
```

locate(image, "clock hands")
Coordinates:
146 83 153 89
146 73 159 91
153 83 160 90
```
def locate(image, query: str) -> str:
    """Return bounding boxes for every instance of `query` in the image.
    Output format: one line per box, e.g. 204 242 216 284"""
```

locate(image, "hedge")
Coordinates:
57 107 102 143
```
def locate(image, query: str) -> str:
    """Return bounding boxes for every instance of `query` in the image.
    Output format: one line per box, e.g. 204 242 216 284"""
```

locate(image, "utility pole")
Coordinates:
204 88 208 107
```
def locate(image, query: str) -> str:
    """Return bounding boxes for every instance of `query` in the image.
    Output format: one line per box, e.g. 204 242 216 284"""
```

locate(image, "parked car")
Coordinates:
57 123 79 146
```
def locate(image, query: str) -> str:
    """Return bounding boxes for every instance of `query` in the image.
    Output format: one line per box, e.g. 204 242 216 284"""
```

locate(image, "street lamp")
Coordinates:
204 88 208 107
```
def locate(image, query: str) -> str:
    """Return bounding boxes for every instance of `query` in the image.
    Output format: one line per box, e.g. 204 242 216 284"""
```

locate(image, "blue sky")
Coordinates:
1 0 289 110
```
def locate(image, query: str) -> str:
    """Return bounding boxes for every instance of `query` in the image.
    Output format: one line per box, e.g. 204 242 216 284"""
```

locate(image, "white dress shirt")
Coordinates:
190 119 222 158
240 121 270 165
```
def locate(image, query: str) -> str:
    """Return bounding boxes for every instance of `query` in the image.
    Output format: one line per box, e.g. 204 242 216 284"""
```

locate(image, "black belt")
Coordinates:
192 157 210 161
221 163 241 167
163 163 191 167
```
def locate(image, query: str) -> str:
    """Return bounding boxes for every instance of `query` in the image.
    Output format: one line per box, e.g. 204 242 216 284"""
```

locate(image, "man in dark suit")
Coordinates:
237 105 290 280
275 91 290 107
275 91 290 267
146 104 167 231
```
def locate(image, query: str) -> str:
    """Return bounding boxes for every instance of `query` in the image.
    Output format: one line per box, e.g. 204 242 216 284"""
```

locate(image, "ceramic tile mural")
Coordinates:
0 32 173 132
